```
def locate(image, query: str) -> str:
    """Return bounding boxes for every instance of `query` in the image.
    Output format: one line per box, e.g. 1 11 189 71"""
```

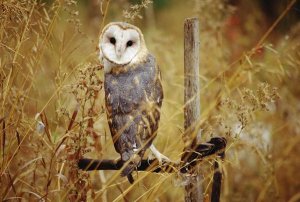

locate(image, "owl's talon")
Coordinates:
157 154 171 166
149 144 171 166
147 156 151 165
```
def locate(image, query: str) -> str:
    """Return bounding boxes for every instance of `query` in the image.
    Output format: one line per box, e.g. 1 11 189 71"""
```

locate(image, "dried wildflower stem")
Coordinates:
183 17 203 202
2 120 6 166
123 0 153 21
1 1 36 112
99 0 111 37
203 0 299 113
0 2 64 177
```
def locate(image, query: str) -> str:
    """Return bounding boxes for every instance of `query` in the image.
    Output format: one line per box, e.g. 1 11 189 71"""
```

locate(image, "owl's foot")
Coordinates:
149 144 171 165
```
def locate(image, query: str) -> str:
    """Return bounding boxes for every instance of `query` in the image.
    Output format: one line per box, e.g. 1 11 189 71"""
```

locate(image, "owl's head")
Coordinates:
99 22 148 67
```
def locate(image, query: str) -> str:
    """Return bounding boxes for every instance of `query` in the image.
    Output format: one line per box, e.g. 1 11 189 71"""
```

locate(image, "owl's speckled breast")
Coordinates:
104 54 157 114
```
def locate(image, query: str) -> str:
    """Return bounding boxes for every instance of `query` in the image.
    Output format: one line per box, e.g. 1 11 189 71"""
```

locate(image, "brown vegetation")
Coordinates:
0 0 299 201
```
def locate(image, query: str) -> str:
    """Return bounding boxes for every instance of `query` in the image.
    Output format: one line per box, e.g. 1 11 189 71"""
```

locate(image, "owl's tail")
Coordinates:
121 154 142 184
121 163 135 184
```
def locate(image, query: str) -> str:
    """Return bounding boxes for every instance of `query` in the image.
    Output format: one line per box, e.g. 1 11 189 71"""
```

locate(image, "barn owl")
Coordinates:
99 22 170 183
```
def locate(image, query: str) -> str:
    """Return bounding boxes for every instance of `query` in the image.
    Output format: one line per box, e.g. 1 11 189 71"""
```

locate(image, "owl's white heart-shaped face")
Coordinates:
100 25 141 66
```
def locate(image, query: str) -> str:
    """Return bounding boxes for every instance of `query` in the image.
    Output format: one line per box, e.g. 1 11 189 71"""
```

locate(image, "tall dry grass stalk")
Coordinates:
0 0 103 200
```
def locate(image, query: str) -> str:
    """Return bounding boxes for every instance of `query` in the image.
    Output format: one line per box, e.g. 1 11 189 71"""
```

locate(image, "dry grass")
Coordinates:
1 0 300 201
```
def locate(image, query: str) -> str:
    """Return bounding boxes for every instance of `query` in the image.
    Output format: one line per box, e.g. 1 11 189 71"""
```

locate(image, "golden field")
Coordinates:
0 0 300 201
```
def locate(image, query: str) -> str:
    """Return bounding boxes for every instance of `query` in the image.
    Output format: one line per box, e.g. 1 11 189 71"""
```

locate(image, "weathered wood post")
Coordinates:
183 18 202 202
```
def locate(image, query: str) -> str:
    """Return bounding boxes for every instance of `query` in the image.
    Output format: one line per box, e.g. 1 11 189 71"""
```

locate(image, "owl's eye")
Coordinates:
126 40 133 47
110 37 116 45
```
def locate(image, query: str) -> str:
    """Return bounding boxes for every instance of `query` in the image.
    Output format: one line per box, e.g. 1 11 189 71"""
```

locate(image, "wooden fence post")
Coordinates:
183 17 202 202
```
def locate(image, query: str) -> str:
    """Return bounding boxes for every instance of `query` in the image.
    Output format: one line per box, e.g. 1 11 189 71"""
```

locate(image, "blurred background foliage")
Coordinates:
0 0 300 201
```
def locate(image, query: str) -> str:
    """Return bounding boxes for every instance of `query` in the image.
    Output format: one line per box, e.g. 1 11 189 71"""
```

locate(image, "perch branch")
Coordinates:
211 151 225 202
78 137 226 174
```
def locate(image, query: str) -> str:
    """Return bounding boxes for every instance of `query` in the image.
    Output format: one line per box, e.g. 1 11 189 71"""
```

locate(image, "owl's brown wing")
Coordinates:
104 54 163 181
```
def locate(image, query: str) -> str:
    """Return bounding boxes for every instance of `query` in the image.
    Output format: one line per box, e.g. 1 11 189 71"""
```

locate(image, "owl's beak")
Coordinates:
116 50 122 59
116 44 125 59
